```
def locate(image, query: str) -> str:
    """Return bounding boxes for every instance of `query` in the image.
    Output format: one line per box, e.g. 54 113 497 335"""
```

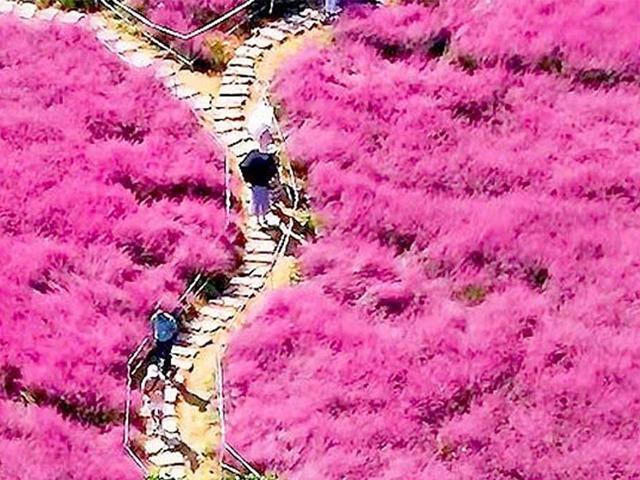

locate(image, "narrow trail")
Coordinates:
138 14 324 479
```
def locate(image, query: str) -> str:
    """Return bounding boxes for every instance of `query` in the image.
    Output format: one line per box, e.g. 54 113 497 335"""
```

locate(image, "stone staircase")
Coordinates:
139 12 323 478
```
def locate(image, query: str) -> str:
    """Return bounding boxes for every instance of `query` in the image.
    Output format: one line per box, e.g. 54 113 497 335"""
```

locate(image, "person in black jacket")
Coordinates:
239 129 278 227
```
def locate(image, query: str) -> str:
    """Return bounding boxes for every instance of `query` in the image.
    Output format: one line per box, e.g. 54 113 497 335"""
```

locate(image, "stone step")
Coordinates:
221 74 253 85
278 21 305 35
172 345 198 358
155 63 178 79
221 130 248 147
239 264 271 278
37 7 58 21
144 437 169 456
260 27 288 42
0 1 14 13
245 252 275 264
163 402 177 417
175 85 198 99
159 465 187 480
226 285 258 298
89 15 107 29
113 40 138 53
231 140 258 159
126 51 155 68
59 10 84 24
200 304 236 320
215 95 247 109
212 108 244 121
246 239 277 253
191 94 212 110
164 76 181 88
16 2 36 18
214 119 244 134
303 18 320 30
246 228 272 240
96 29 120 43
161 415 179 434
193 318 225 333
307 9 326 20
245 36 273 50
211 296 246 309
173 371 186 384
172 356 194 372
183 333 215 348
225 65 256 78
228 56 254 68
265 211 281 226
219 84 251 97
149 450 184 467
229 276 265 290
286 13 305 24
235 45 263 59
164 386 179 404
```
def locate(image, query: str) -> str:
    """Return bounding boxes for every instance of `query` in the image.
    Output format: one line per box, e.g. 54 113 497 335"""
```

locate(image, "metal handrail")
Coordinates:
123 335 151 473
102 0 259 41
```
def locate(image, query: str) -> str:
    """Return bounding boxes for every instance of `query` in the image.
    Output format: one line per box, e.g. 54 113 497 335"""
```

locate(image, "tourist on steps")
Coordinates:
239 127 279 228
150 308 179 376
141 363 165 435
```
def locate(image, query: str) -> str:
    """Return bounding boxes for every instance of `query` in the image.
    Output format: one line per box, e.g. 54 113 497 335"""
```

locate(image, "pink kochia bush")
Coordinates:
0 17 234 479
445 0 640 70
225 2 640 479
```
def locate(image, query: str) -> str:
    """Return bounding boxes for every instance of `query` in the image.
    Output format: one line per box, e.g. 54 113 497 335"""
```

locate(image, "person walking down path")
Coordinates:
239 128 279 228
150 309 179 376
141 364 165 435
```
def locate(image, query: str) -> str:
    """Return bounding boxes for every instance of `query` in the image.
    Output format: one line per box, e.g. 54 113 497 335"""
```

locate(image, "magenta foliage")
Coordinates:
224 3 640 479
0 17 234 478
0 400 137 479
445 0 640 70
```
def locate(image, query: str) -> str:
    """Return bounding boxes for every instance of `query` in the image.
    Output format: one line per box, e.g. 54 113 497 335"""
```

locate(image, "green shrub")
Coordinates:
203 34 236 72
57 0 97 11
456 283 489 306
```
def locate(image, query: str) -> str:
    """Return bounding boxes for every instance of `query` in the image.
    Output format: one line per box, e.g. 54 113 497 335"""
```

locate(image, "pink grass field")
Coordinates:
0 16 235 478
225 1 640 479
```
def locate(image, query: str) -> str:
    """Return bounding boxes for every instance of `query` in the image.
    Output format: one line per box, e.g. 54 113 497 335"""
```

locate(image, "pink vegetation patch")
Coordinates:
0 17 234 479
225 3 640 479
446 0 640 69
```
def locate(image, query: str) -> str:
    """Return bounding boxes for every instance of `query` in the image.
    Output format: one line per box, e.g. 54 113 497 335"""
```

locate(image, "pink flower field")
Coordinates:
225 1 640 479
0 16 234 478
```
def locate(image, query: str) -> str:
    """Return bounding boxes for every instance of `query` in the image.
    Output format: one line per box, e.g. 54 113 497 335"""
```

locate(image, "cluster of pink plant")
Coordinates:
0 17 234 478
444 0 640 70
225 2 640 478
0 399 133 479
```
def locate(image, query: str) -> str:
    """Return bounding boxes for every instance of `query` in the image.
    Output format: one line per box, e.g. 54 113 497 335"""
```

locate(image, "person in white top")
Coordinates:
141 364 165 435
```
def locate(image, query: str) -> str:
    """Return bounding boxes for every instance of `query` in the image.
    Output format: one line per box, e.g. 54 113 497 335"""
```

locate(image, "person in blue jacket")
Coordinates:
150 309 179 375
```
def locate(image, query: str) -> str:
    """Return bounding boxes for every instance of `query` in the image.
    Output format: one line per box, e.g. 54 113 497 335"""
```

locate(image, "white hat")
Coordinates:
247 100 275 142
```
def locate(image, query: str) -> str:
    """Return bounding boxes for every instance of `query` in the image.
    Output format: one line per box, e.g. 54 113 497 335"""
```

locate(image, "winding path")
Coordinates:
139 14 323 479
